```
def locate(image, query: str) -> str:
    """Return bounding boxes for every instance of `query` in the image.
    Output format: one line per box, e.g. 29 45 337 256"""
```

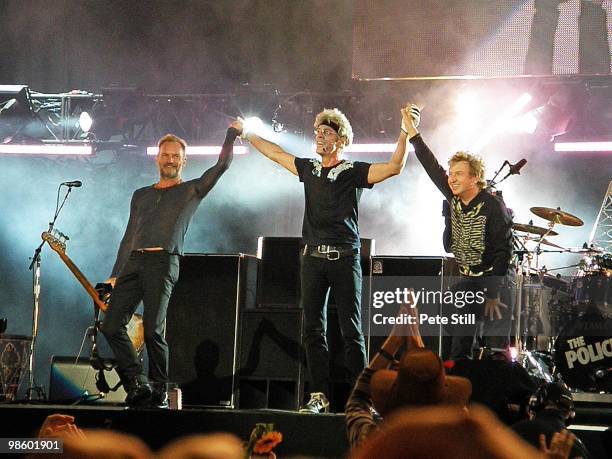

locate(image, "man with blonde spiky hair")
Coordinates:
402 105 513 360
236 106 415 413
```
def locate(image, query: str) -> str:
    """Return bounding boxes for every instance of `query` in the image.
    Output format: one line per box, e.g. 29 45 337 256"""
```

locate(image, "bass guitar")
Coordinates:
42 230 144 353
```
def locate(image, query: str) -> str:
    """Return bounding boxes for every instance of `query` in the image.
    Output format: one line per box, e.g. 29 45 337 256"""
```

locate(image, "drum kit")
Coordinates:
512 206 611 393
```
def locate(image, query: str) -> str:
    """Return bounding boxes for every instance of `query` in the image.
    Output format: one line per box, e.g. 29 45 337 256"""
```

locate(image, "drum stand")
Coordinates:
511 235 547 381
512 234 531 352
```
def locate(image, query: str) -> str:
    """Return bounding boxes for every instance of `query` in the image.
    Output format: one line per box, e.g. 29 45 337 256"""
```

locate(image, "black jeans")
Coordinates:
448 273 514 360
101 251 179 383
300 252 367 395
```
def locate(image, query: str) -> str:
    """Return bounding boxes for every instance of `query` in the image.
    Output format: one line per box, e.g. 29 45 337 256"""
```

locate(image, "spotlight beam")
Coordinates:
470 92 532 152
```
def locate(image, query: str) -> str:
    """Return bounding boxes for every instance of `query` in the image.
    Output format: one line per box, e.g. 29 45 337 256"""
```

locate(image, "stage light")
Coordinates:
554 141 612 152
79 112 93 133
471 92 532 151
0 144 93 155
453 92 482 134
241 116 265 139
146 145 248 156
509 347 518 361
455 92 478 116
516 112 538 134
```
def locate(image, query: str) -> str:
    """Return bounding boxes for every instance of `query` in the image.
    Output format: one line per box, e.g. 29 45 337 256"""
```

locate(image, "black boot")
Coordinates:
124 376 152 407
150 382 169 409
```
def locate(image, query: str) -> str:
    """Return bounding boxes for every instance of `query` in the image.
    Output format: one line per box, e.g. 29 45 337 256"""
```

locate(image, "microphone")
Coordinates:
509 158 527 175
61 180 82 187
500 159 527 181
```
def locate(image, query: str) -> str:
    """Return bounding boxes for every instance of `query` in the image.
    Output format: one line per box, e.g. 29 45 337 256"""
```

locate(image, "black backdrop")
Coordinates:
0 0 354 93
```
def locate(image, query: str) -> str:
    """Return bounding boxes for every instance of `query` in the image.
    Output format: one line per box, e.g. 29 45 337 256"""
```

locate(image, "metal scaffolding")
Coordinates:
589 180 612 252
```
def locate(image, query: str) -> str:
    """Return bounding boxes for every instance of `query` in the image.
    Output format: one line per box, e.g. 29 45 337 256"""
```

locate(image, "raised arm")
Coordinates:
367 105 416 184
234 118 298 176
345 303 423 450
404 106 454 201
193 125 238 198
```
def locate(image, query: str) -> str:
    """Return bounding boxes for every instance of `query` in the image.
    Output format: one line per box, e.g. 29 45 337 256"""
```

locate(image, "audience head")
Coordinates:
528 381 575 424
156 432 244 459
61 429 153 459
351 404 542 459
370 348 472 416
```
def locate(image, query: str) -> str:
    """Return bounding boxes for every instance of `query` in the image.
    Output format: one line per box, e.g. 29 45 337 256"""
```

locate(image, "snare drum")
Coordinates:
0 335 31 402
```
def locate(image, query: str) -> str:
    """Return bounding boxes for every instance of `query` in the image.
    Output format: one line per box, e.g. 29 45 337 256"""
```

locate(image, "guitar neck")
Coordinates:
56 251 108 312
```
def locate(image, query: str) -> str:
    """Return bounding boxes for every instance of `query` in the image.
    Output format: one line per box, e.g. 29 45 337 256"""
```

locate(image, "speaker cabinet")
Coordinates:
371 256 457 277
238 309 303 409
48 356 126 404
167 254 258 407
256 237 302 307
367 256 458 356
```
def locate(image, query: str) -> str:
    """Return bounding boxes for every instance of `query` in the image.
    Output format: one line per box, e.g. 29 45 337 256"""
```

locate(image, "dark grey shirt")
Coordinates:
111 128 238 277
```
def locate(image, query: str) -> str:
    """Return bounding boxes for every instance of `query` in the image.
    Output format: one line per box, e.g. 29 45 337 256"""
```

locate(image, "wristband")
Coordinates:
400 127 409 136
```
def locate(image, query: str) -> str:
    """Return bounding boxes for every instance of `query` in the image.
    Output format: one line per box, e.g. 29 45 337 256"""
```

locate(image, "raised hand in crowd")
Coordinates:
540 429 576 459
37 414 86 441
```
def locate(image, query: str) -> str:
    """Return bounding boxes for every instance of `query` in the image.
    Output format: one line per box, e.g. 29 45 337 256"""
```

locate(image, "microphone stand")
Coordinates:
25 184 75 401
488 160 509 189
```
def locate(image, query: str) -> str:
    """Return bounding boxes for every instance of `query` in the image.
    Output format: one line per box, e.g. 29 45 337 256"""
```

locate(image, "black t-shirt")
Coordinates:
294 157 372 248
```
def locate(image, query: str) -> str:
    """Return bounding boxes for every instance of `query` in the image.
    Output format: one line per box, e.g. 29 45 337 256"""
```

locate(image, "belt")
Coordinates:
303 244 358 261
134 248 165 254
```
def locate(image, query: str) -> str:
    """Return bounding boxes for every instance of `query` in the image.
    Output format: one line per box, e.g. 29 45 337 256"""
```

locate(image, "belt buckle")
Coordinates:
326 249 340 261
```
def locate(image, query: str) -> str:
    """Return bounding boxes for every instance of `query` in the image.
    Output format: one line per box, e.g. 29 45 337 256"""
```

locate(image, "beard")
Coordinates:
160 165 180 179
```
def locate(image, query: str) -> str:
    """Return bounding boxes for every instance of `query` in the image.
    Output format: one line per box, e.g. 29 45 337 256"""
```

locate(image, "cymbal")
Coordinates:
513 222 558 236
530 207 584 226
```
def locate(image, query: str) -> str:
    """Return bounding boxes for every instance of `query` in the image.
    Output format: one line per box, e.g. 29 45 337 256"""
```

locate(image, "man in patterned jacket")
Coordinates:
235 106 415 413
402 105 513 359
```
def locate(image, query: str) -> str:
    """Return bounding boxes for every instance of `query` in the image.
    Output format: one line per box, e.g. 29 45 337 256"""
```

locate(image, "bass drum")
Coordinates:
554 307 612 392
